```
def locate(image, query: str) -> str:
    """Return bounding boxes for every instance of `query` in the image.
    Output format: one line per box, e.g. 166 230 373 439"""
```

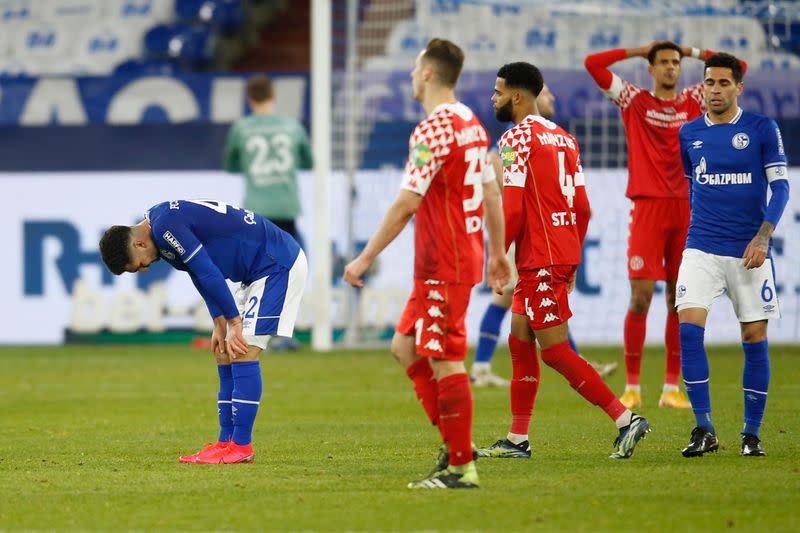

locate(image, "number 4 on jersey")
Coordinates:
557 151 575 208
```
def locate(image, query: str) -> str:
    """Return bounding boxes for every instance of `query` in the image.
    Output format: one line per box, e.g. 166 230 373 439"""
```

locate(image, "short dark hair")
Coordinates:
705 52 743 83
246 75 274 102
421 38 465 87
496 62 544 97
99 225 133 275
647 41 683 65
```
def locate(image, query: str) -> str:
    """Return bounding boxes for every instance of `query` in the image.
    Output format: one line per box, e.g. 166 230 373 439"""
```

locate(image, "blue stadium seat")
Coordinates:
144 23 214 65
113 58 180 76
0 0 34 24
175 0 243 32
107 0 173 29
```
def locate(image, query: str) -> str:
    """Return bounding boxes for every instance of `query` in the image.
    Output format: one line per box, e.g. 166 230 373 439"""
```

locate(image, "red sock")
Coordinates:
437 373 473 467
624 310 647 385
508 335 540 435
664 311 681 385
541 341 627 421
405 358 444 440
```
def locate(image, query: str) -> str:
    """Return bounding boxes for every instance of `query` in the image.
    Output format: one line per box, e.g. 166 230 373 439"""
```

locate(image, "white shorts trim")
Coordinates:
675 248 780 322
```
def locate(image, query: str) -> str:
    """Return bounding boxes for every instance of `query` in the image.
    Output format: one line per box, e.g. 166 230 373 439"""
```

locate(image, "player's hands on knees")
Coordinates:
211 318 227 357
225 317 249 358
487 254 512 295
742 235 768 270
344 255 371 288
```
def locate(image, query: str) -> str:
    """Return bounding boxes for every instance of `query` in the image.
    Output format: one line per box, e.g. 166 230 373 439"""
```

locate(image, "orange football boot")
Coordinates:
179 441 230 463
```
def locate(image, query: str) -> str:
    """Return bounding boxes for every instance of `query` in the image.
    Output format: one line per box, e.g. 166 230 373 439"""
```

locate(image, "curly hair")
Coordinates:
99 225 132 275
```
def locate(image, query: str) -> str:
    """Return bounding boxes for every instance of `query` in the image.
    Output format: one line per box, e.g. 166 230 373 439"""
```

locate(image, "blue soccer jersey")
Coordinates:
679 109 788 258
146 200 301 320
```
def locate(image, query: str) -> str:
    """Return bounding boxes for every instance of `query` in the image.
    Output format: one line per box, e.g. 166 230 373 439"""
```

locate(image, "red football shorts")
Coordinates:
396 280 472 361
512 266 576 330
627 197 690 281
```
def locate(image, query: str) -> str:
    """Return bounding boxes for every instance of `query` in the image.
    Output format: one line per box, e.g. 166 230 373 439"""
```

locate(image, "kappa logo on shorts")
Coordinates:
162 231 185 255
543 313 559 323
426 323 444 335
427 305 445 318
424 339 444 352
536 268 550 278
630 256 644 271
426 290 445 302
536 282 550 292
677 285 687 298
539 297 556 308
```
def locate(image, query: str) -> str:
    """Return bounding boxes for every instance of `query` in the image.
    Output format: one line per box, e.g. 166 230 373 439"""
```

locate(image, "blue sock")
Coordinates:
217 364 234 442
680 323 714 433
742 340 770 438
567 330 579 353
475 303 508 363
231 361 262 446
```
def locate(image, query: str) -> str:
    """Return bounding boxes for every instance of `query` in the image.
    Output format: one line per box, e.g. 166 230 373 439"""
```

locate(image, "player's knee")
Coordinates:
741 327 767 344
390 334 416 367
629 291 653 313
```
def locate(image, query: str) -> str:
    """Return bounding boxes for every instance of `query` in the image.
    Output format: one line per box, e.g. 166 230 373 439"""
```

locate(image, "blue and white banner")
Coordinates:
3 169 800 345
0 74 308 125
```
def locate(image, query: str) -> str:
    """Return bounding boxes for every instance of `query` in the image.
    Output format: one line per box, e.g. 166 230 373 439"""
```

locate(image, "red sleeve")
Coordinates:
584 49 628 91
573 184 590 246
503 187 523 252
704 49 748 75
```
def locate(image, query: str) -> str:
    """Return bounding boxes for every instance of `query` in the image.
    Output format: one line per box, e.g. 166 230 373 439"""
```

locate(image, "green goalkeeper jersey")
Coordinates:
223 113 313 220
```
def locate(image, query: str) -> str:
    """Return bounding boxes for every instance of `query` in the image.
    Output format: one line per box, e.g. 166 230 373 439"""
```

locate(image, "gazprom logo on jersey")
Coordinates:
696 172 753 186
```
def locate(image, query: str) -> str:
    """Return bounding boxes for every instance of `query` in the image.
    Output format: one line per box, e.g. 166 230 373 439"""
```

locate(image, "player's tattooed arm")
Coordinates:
742 221 774 270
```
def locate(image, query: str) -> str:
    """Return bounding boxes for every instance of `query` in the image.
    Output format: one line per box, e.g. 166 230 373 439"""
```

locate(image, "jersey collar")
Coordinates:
704 107 742 126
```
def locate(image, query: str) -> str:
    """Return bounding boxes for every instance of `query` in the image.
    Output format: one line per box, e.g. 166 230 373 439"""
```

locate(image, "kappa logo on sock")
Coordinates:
543 313 559 323
424 279 443 285
536 282 550 292
536 268 550 278
424 339 444 352
426 290 445 302
520 375 538 382
426 323 444 335
539 297 556 308
427 305 445 318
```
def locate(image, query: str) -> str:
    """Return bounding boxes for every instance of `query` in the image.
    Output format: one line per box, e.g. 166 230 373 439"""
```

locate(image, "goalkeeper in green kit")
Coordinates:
224 75 313 247
224 75 313 350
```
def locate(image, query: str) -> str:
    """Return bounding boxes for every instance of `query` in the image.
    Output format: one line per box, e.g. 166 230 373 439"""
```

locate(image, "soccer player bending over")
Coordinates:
344 38 510 489
100 200 307 464
585 41 746 410
477 62 650 460
676 53 789 457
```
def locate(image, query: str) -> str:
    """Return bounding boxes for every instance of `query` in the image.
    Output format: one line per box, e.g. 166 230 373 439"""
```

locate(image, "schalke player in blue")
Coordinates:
99 199 307 464
676 53 789 457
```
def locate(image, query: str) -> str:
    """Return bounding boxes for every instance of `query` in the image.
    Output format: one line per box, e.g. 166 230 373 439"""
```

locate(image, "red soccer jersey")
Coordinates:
500 115 590 271
606 74 705 199
401 102 493 284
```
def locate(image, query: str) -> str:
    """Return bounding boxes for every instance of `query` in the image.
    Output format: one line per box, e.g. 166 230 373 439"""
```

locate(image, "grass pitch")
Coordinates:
0 344 798 532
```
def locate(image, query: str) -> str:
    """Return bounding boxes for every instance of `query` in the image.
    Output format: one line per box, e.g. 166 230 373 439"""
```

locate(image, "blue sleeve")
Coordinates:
189 272 224 319
765 178 790 227
155 220 239 320
761 118 788 168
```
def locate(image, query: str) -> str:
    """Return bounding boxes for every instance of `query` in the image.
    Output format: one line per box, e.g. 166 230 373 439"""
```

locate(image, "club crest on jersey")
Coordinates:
500 145 516 167
630 256 644 271
159 249 175 260
412 144 433 167
732 133 749 150
169 200 180 209
162 231 185 255
678 285 687 298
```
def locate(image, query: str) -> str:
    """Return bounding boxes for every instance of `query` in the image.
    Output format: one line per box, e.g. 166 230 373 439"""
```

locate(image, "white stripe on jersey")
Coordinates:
504 172 526 188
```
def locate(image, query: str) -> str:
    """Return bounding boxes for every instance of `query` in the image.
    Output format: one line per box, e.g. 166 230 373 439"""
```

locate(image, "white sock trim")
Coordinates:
231 398 260 405
506 432 528 444
614 410 633 429
625 384 641 392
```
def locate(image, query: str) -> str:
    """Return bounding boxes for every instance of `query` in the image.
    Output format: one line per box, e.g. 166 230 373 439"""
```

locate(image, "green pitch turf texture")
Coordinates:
1 344 798 533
